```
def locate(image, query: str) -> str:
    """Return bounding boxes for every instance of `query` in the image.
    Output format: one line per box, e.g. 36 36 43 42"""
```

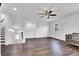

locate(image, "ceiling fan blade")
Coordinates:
49 14 56 16
49 10 52 14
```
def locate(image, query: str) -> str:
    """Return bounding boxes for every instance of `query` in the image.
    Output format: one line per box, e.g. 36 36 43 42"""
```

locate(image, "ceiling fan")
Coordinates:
39 10 56 19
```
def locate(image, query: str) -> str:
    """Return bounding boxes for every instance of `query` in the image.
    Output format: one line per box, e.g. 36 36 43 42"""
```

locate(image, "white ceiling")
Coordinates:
1 3 79 22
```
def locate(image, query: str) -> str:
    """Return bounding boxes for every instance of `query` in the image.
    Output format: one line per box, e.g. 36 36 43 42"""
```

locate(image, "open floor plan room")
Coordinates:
0 3 79 56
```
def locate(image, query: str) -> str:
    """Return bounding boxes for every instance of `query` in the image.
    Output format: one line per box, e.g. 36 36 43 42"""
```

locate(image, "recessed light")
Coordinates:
13 8 17 11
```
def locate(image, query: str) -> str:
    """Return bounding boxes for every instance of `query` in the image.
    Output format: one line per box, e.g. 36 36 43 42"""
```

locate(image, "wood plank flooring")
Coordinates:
1 37 79 56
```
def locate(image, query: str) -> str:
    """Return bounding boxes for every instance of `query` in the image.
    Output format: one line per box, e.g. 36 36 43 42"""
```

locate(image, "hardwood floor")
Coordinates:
1 37 79 56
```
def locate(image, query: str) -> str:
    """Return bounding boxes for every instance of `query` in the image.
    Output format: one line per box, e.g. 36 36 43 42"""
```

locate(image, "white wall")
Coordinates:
49 14 79 41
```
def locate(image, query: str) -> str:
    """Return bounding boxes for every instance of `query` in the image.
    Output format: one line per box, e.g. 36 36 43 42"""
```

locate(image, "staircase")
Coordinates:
0 27 5 45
